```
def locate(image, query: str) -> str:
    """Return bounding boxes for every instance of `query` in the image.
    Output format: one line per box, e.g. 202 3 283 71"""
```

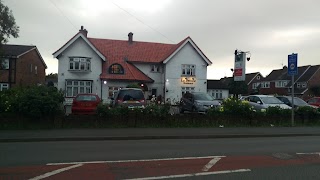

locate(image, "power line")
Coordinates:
49 0 78 31
111 1 174 43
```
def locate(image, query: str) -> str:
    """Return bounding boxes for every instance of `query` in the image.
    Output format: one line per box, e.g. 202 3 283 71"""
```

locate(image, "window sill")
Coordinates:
68 70 92 73
181 75 196 77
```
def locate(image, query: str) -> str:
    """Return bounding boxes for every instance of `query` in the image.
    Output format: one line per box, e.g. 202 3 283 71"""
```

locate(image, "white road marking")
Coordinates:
296 152 320 156
124 169 251 180
28 164 83 180
47 156 226 165
202 157 221 171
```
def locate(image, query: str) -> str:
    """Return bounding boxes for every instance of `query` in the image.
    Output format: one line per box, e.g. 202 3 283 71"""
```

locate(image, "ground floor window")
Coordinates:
211 90 222 99
181 87 195 95
108 86 123 98
65 80 92 97
0 83 9 91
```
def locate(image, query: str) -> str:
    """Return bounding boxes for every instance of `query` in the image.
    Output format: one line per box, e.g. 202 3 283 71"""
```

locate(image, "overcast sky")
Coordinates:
3 0 320 79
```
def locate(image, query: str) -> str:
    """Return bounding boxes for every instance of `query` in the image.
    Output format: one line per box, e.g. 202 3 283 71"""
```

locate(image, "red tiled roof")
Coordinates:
89 37 192 82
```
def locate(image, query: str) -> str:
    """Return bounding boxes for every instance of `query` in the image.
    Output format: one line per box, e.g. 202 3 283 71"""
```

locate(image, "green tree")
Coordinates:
228 80 248 98
0 0 19 45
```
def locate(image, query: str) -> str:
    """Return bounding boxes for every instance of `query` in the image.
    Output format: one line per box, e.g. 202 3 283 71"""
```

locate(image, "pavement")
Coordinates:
1 127 320 142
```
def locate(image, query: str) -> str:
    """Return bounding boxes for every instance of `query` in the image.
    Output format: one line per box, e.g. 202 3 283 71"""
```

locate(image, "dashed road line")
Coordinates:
47 156 226 165
28 164 83 180
296 152 320 156
124 169 251 180
202 157 221 171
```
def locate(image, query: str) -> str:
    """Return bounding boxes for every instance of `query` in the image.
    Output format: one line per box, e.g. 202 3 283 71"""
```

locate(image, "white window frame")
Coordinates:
261 82 270 88
275 81 288 88
65 80 92 97
253 82 260 89
0 59 9 70
182 64 196 76
30 64 33 73
213 90 222 99
302 83 307 88
69 57 91 71
297 83 301 88
181 87 195 95
151 65 161 73
0 83 9 91
35 66 38 75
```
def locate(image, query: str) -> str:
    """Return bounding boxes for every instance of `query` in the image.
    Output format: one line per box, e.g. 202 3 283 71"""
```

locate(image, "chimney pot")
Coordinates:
79 26 88 37
128 32 133 44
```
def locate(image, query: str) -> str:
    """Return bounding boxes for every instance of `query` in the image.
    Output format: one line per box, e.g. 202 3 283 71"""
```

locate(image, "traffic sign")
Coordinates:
288 53 298 76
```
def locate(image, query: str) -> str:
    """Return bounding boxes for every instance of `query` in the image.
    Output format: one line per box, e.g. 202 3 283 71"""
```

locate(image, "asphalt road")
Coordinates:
1 136 319 167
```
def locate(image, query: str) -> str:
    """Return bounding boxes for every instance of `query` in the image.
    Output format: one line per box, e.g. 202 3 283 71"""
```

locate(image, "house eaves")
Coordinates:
163 38 212 65
52 33 106 61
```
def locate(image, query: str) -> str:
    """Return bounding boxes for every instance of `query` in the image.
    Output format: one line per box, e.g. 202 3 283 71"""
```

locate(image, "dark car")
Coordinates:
276 96 318 109
179 92 220 113
71 94 101 115
306 97 320 108
112 88 146 109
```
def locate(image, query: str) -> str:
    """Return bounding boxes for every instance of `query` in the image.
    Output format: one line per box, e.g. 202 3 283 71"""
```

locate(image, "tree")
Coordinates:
45 73 58 79
228 80 248 98
0 0 19 45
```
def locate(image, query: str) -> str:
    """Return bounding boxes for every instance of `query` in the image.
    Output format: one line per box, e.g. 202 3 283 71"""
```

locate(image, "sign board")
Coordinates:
234 52 246 81
288 53 298 76
181 77 196 84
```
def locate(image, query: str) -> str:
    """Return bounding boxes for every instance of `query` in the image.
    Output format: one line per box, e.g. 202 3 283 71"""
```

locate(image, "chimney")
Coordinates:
79 26 88 37
128 32 133 44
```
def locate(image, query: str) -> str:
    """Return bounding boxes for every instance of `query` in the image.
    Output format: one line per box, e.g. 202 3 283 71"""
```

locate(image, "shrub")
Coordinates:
221 98 254 118
0 86 64 119
296 106 320 121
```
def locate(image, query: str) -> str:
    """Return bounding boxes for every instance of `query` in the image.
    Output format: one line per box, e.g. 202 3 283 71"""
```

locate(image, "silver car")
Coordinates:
245 95 292 111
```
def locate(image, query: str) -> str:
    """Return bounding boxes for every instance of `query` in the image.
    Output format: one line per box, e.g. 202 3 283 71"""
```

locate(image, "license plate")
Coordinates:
82 103 91 107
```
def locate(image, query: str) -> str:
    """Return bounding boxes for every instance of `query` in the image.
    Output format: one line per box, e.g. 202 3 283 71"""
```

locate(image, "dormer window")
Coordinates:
109 64 124 74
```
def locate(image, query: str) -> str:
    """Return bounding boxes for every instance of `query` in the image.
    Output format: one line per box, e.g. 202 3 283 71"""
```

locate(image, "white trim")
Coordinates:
17 47 48 69
247 73 261 85
163 38 211 65
17 47 36 58
53 33 106 61
306 65 320 82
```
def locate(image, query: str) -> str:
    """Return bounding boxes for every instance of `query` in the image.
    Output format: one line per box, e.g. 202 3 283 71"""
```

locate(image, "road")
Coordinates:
1 136 320 179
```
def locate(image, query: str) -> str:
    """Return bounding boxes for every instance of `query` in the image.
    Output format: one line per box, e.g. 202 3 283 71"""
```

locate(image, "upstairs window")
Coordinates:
261 82 270 88
0 59 9 70
69 57 91 71
109 64 124 74
182 64 195 76
302 83 307 88
151 65 161 73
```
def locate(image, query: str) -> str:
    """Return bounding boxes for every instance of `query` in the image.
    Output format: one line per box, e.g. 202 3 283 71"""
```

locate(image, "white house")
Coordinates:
53 26 212 104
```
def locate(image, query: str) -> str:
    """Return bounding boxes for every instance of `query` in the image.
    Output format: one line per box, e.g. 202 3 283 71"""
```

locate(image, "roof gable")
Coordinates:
163 37 212 65
53 33 105 61
1 44 47 69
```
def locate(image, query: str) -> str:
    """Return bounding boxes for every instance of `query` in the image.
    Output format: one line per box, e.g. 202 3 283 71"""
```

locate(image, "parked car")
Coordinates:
276 96 318 109
306 97 320 107
245 95 291 111
71 94 101 115
179 92 221 113
112 88 146 109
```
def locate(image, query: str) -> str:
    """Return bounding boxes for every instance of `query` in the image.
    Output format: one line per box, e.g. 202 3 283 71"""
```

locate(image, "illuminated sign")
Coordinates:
181 77 196 84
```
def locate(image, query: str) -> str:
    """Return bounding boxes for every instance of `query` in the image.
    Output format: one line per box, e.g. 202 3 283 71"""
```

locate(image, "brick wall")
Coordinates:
259 81 288 95
11 49 46 88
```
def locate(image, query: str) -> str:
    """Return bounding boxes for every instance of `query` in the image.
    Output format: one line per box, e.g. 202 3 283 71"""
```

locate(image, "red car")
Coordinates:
306 97 320 108
71 94 101 114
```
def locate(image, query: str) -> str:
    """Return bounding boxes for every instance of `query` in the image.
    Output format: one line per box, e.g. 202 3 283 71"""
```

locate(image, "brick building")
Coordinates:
0 44 47 90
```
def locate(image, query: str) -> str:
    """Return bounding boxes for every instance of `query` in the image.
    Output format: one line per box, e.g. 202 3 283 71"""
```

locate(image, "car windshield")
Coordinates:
118 89 144 101
260 97 284 104
193 93 214 101
76 95 97 101
289 97 308 106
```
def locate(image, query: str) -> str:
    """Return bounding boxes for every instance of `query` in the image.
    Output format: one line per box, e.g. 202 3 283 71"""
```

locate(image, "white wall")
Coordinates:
207 89 229 100
134 63 164 98
164 42 208 104
57 37 103 98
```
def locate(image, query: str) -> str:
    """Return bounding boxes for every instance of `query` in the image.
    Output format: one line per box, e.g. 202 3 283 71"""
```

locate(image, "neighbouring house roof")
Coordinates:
297 65 320 82
0 44 47 68
207 80 229 89
53 29 212 82
245 72 263 85
263 65 310 82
